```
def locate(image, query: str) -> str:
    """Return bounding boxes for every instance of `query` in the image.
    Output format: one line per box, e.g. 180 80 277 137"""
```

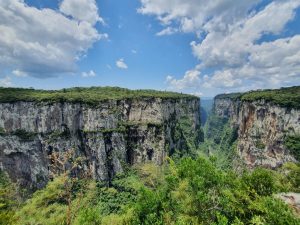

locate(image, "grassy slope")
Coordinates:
0 87 197 105
214 86 300 109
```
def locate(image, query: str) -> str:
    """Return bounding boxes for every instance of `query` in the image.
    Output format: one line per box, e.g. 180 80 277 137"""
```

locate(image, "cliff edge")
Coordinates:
213 86 300 168
0 87 201 190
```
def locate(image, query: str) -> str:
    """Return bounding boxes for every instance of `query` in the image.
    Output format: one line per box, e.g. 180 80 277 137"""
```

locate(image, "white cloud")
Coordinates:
0 76 12 87
116 58 128 69
139 0 260 33
166 69 201 90
82 70 96 77
156 27 178 36
140 0 300 95
192 91 203 97
131 49 137 54
59 0 104 25
12 70 27 77
0 0 104 78
190 0 300 68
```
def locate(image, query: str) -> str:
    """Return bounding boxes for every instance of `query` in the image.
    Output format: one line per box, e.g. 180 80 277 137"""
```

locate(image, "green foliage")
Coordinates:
281 163 300 192
131 157 300 225
0 127 5 135
0 87 197 105
205 115 229 144
0 171 18 225
215 86 300 109
49 129 71 141
241 86 300 109
3 158 300 225
0 128 37 141
14 176 70 225
13 129 37 141
200 114 239 169
250 196 300 225
242 168 278 196
284 135 300 161
255 140 266 150
215 92 243 101
172 116 201 158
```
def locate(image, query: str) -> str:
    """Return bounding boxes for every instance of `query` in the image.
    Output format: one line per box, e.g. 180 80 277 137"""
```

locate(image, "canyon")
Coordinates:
213 87 300 168
0 88 201 191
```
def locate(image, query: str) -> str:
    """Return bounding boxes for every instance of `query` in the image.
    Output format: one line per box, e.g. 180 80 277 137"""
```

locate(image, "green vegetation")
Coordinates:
0 87 198 105
199 114 239 169
0 171 19 225
255 140 266 150
12 129 37 141
241 86 300 109
0 128 37 141
171 116 203 158
215 92 243 101
215 86 300 109
49 129 71 140
284 135 300 161
2 157 299 225
205 115 229 145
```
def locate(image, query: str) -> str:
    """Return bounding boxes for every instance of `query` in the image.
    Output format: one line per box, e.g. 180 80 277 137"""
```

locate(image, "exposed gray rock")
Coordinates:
213 97 300 168
0 98 200 191
276 193 300 215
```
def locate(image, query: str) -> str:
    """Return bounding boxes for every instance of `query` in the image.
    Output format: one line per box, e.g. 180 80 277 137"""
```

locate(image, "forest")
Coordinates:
1 111 300 225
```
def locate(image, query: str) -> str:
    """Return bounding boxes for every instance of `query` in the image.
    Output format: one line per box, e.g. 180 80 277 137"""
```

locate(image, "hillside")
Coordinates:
0 87 197 105
215 86 300 109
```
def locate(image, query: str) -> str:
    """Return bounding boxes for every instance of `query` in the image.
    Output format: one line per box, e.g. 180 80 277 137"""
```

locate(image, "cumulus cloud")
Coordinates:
0 0 105 78
156 27 178 36
81 70 96 77
116 58 128 69
140 0 300 94
0 76 12 87
166 69 201 90
60 0 104 25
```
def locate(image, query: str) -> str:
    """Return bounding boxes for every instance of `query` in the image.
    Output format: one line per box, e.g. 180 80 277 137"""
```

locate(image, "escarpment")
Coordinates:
213 86 300 168
0 87 201 191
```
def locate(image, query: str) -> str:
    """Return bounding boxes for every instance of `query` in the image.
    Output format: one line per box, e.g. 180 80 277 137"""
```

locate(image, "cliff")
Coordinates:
213 86 300 168
0 87 201 190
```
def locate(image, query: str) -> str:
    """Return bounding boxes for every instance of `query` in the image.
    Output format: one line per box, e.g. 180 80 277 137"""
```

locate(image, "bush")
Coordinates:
5 157 300 225
284 135 300 161
242 168 277 196
0 171 18 225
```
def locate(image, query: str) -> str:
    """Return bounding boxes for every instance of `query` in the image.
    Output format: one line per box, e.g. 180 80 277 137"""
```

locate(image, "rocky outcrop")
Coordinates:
213 94 300 168
0 98 201 190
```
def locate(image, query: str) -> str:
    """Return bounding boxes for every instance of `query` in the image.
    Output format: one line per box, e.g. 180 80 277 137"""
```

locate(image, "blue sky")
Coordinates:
0 0 300 97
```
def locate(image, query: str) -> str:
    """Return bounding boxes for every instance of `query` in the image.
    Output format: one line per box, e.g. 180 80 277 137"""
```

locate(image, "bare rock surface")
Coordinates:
0 98 201 191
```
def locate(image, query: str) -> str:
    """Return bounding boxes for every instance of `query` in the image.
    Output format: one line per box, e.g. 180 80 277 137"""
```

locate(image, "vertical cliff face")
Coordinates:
213 88 300 168
213 95 240 125
0 92 200 190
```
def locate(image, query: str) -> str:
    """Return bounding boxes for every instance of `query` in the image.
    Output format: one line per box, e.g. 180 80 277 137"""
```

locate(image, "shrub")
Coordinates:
242 168 277 196
0 171 18 225
284 135 300 161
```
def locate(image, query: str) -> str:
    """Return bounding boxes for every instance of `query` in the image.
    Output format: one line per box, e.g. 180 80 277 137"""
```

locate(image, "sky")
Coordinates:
0 0 300 97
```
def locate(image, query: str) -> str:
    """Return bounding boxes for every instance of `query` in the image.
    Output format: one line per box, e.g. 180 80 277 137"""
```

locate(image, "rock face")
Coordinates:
0 98 201 190
214 96 300 168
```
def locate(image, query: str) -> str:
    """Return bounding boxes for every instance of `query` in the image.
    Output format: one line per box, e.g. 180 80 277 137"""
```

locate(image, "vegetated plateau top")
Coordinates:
0 86 198 105
214 86 300 109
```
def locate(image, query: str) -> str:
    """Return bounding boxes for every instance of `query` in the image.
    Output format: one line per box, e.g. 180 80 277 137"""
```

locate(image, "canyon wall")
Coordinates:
214 94 300 168
0 97 201 190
